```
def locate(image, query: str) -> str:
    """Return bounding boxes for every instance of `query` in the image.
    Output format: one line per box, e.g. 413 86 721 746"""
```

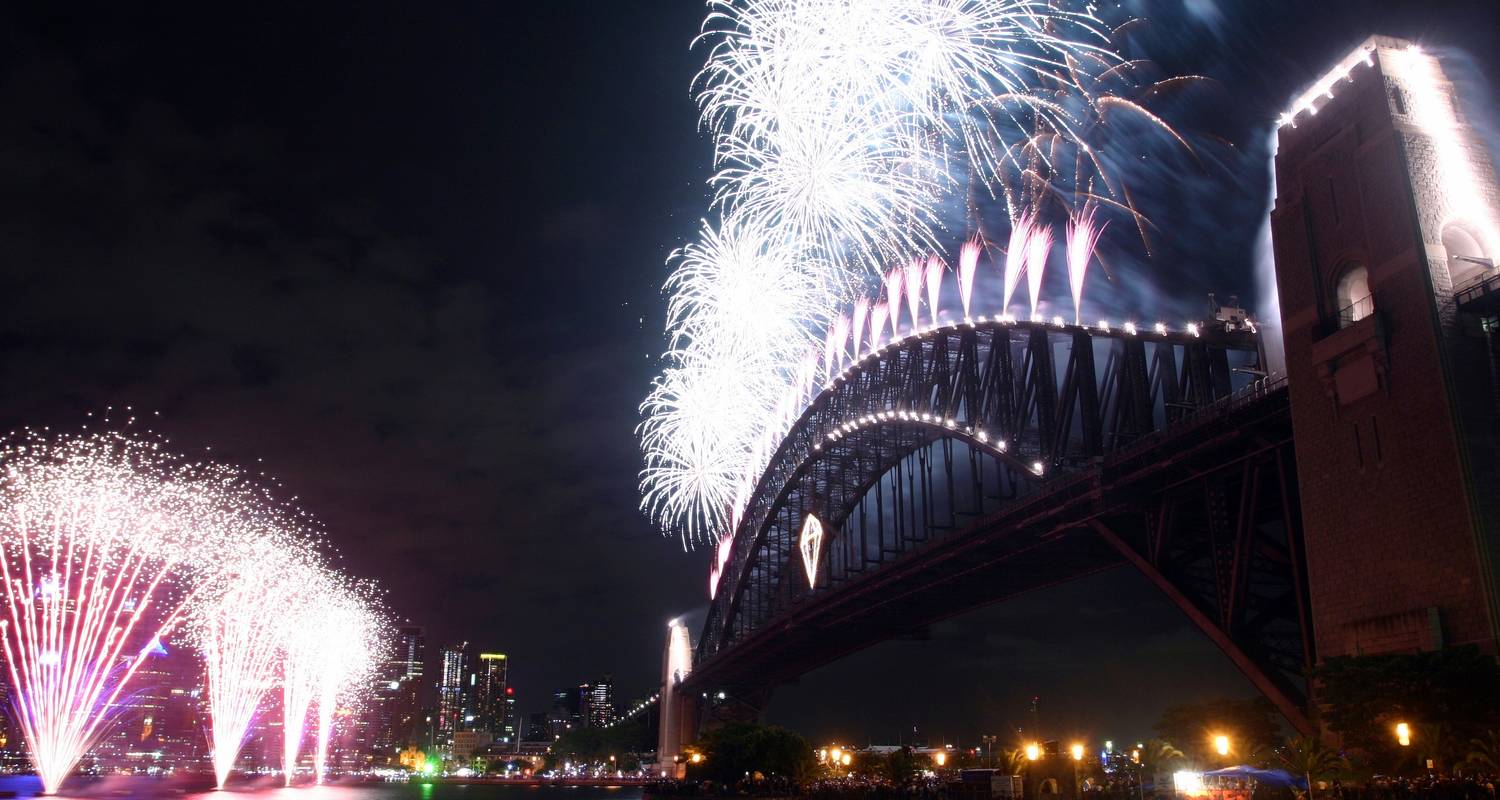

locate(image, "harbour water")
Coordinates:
0 776 647 800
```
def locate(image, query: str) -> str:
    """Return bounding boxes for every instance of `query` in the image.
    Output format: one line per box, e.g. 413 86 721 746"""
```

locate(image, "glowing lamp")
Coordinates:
1213 735 1230 756
1025 743 1040 761
841 753 852 766
1396 722 1411 747
935 752 947 767
1071 744 1084 761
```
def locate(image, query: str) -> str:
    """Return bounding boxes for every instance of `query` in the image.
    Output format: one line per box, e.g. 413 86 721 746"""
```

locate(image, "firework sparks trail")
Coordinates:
312 586 382 783
1025 223 1053 318
957 239 980 318
924 256 945 325
851 298 869 359
281 576 331 786
871 302 890 350
1002 212 1032 312
1065 204 1106 324
193 546 316 789
0 430 257 794
903 260 924 332
883 267 904 339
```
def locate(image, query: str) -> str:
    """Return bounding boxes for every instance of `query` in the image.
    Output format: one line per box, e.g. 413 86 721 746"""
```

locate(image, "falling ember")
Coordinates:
1026 225 1054 319
1003 214 1032 313
884 267 905 339
957 239 981 318
0 431 247 794
925 256 945 326
1065 205 1106 325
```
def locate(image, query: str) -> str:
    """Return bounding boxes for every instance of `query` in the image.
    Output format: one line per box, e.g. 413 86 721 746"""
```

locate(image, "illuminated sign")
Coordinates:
799 514 824 588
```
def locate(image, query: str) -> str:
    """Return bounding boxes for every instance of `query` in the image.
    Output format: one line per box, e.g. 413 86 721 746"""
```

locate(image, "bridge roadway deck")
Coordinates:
682 381 1294 697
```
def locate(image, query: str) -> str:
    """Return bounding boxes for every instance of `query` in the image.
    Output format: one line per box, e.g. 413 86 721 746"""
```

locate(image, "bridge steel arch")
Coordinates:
688 319 1315 733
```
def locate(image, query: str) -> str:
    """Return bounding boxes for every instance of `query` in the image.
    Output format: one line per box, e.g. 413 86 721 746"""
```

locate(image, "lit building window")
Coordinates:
1336 265 1373 328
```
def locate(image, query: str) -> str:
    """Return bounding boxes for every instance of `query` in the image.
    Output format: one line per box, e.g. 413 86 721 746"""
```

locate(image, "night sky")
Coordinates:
0 1 1497 747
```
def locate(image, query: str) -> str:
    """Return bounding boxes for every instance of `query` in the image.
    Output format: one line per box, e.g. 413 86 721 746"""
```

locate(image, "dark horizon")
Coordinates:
0 0 1497 745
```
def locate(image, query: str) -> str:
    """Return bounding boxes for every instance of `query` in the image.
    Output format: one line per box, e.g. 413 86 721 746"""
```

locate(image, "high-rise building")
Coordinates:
369 626 426 764
472 653 509 740
550 686 582 738
585 676 615 728
524 712 550 743
436 642 470 749
91 635 206 773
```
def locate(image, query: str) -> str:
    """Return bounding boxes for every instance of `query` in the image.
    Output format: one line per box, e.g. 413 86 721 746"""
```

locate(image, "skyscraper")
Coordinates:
369 626 425 763
585 676 614 728
472 653 509 740
436 642 470 749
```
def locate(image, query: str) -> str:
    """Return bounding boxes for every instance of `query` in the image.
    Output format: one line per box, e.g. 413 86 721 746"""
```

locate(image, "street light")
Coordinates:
1025 743 1041 761
1396 722 1411 747
1213 735 1230 757
841 753 852 767
830 747 843 764
1071 744 1085 761
935 752 948 767
690 753 703 764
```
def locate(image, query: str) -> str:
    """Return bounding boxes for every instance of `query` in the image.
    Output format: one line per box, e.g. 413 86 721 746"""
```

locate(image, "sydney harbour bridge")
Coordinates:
655 34 1500 763
679 316 1311 730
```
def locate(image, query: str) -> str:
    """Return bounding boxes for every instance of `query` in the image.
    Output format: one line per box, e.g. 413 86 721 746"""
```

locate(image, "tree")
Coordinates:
687 722 817 783
1155 698 1283 765
1314 646 1500 764
1269 737 1348 799
1465 730 1500 773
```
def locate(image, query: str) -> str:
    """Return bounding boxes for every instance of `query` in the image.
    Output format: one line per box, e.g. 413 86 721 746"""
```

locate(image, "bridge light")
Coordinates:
976 431 988 442
977 315 988 323
945 419 956 428
1052 315 1065 327
1031 461 1045 475
1123 322 1138 335
997 440 1008 452
1186 322 1201 337
1098 320 1110 332
1154 322 1168 335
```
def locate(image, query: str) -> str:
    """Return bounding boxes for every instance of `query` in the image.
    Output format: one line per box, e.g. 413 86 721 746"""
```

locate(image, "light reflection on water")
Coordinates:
0 776 645 800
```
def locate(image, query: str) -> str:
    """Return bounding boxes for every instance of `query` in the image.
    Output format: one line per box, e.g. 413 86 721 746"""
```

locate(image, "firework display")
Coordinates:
641 0 1198 558
0 427 388 793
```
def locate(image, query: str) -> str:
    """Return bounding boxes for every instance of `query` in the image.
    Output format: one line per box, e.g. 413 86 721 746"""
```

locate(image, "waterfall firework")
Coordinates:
192 545 321 789
0 430 241 794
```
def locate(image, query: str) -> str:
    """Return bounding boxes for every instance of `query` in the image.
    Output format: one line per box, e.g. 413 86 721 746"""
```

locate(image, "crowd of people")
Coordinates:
645 772 1500 800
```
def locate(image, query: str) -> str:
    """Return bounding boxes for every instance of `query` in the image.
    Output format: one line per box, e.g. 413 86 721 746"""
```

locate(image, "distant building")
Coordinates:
524 712 550 743
550 686 582 737
585 676 615 728
452 729 492 765
436 642 470 750
90 635 205 773
368 626 426 765
472 653 510 742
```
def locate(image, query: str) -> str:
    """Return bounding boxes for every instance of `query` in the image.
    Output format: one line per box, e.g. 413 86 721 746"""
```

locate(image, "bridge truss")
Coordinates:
689 319 1315 732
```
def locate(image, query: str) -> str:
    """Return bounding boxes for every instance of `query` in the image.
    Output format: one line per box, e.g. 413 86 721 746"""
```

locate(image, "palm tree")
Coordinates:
1270 737 1348 800
999 748 1027 775
1464 730 1500 773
